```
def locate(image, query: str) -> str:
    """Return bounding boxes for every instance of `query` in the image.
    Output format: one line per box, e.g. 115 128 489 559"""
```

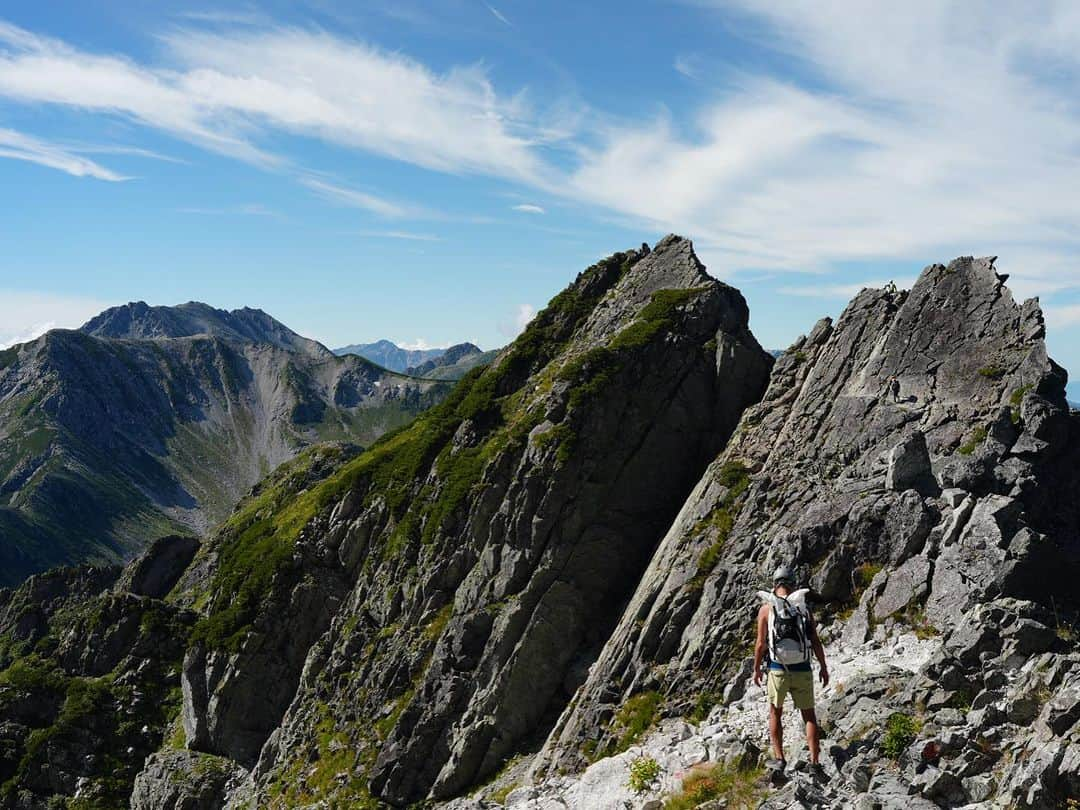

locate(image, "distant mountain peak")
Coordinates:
80 301 329 357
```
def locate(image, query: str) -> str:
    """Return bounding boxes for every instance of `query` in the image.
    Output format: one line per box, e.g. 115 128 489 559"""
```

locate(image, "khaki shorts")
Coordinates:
767 669 815 710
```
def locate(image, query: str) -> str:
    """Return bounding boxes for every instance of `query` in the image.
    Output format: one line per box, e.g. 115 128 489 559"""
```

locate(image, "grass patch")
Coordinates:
490 782 521 805
422 603 453 642
664 762 764 810
881 712 922 759
0 345 19 370
628 755 662 794
689 461 751 589
594 691 662 760
902 604 939 639
687 691 719 724
958 426 988 455
978 366 1005 379
1009 384 1033 424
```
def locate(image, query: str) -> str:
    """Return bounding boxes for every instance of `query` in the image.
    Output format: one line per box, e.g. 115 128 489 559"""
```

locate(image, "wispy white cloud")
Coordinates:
397 337 440 350
566 2 1080 293
674 53 702 80
299 177 411 218
1044 304 1080 329
4 6 1080 308
71 143 185 163
0 127 128 180
485 4 512 26
172 9 268 26
0 20 546 179
512 203 545 214
0 290 115 348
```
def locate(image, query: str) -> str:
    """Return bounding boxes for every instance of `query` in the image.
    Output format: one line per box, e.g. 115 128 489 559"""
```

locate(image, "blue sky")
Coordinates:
1 1 1080 396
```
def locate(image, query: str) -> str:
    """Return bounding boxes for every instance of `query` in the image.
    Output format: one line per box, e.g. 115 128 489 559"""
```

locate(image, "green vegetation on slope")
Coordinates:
192 251 640 652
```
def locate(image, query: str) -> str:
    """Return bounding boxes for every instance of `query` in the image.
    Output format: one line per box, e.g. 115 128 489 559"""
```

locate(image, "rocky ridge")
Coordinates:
2 244 1078 809
124 235 772 808
529 256 1080 807
406 343 501 381
0 306 449 585
333 340 446 373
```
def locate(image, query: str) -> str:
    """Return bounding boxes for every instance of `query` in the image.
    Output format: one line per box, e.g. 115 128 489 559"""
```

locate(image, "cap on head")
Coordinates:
772 564 795 587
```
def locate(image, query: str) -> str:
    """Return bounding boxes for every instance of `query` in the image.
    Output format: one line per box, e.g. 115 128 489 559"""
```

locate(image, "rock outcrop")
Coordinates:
0 538 199 808
534 256 1080 808
155 235 772 807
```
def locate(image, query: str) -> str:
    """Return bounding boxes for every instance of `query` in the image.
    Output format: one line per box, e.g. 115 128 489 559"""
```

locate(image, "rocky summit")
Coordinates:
0 240 1078 810
0 303 450 586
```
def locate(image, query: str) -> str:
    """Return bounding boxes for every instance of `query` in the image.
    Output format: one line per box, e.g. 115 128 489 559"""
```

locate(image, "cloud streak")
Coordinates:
3 6 1080 305
0 127 128 180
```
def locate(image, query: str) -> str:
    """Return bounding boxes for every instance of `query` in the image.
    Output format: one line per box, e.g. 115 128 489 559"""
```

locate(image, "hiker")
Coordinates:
888 375 901 403
752 565 829 778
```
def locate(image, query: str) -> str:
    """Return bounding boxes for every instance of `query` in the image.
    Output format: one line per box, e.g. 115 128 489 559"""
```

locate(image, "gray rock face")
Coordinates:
0 542 198 808
171 236 772 806
9 248 1080 810
115 534 200 598
535 255 1078 788
130 749 246 810
885 430 936 495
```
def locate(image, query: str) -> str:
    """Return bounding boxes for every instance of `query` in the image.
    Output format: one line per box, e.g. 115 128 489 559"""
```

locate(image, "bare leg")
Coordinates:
769 703 784 761
801 708 820 764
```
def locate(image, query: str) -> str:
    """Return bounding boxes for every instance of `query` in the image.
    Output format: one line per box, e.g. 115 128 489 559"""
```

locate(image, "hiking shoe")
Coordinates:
765 757 787 771
810 763 829 782
765 758 787 785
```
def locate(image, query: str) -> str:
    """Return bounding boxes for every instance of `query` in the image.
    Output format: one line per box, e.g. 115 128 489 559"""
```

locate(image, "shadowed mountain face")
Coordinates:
0 304 450 587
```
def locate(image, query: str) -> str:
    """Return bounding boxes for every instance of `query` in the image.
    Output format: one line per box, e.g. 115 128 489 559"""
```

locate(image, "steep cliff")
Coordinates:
0 305 449 586
133 235 771 807
533 256 1080 808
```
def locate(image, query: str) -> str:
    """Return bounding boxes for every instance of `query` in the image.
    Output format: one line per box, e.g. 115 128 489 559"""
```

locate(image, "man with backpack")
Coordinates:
752 564 830 778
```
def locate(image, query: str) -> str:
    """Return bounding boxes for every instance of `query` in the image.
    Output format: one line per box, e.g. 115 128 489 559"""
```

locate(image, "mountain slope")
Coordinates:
117 235 772 808
534 257 1080 806
334 339 445 372
0 306 450 586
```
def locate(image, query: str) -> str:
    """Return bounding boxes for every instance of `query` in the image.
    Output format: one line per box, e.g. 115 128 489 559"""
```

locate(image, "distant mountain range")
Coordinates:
332 340 445 373
405 343 501 380
0 302 451 586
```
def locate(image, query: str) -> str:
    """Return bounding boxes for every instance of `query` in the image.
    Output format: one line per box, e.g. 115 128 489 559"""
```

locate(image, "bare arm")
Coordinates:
808 615 829 686
752 604 769 686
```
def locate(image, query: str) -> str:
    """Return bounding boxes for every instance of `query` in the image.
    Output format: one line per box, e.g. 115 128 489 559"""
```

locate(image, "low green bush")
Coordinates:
627 755 661 794
881 712 922 759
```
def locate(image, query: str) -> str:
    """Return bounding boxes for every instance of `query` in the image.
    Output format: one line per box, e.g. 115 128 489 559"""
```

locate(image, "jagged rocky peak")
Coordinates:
144 235 772 807
80 300 330 356
535 255 1080 807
